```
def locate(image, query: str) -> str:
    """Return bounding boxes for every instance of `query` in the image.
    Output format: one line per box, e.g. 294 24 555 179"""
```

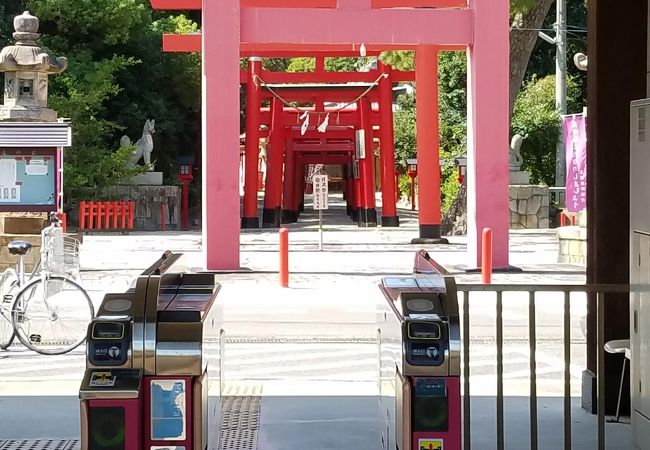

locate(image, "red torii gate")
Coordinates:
241 61 414 228
150 0 510 271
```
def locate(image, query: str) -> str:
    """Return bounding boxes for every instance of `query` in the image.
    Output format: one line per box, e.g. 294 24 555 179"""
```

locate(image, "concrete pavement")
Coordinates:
0 195 631 448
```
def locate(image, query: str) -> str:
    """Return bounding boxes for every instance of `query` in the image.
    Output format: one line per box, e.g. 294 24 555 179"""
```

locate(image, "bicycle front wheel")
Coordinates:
0 268 19 350
12 275 94 355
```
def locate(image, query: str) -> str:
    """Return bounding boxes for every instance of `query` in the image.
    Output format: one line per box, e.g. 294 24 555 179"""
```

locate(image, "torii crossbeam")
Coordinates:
151 0 510 271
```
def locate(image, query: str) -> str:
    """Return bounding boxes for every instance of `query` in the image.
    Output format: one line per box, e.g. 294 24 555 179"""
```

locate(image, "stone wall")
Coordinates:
509 185 550 229
557 210 587 265
105 185 181 231
0 234 41 271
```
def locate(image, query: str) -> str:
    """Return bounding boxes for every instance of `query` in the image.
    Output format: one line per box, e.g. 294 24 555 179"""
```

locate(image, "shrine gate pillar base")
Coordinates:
466 0 509 268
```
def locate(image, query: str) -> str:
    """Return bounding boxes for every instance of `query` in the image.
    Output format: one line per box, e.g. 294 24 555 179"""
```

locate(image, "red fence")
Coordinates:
79 201 135 231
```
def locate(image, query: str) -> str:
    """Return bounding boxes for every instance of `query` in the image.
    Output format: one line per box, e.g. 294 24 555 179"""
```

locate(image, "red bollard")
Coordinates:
482 227 493 284
560 211 566 227
60 213 67 233
79 201 87 230
279 228 289 288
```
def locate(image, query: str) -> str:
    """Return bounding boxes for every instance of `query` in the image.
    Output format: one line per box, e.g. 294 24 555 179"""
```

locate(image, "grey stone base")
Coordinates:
104 185 180 231
0 107 58 122
558 225 587 265
509 170 530 185
509 185 550 229
127 172 163 186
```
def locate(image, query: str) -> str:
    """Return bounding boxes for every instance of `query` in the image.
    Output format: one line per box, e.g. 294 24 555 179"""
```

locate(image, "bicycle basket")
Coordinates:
62 235 81 278
43 232 81 279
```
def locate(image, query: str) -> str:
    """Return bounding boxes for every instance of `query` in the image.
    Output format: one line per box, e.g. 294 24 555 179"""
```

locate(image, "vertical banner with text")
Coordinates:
563 114 587 212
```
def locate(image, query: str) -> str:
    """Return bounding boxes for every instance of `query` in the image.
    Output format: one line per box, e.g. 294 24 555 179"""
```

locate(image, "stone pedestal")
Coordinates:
0 213 48 271
105 185 180 231
126 172 163 186
558 225 587 265
557 209 587 265
0 105 58 122
509 185 550 229
0 212 47 234
0 234 41 271
509 170 530 185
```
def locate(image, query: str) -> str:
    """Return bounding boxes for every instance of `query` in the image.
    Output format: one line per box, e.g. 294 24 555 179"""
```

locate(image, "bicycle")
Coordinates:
0 213 94 355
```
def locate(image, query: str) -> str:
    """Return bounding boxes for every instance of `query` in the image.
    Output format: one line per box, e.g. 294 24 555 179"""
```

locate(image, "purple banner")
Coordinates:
563 114 587 212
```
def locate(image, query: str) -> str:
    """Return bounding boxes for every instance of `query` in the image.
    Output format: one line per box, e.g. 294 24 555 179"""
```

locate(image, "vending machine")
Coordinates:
630 98 650 450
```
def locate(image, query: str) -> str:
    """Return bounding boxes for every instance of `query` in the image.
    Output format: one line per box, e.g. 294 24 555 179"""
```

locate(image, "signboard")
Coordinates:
312 174 328 210
419 439 444 450
355 129 366 159
0 185 20 202
25 159 48 176
563 114 587 212
0 153 56 208
89 371 117 387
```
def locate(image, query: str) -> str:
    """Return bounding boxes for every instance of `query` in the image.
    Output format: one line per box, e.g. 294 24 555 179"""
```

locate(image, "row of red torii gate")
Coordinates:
150 0 510 271
241 58 412 230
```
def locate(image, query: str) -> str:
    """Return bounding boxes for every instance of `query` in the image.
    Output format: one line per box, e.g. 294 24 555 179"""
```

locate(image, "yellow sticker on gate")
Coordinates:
90 371 116 387
419 439 443 450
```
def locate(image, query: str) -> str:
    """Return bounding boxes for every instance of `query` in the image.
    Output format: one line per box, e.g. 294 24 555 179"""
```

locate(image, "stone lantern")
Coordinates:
0 11 68 122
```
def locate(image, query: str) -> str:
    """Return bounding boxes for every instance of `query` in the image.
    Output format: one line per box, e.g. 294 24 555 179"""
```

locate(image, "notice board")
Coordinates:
0 151 56 207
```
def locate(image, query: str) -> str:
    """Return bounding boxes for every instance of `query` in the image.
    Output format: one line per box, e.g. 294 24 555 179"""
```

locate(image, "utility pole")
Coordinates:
539 0 567 188
555 0 567 188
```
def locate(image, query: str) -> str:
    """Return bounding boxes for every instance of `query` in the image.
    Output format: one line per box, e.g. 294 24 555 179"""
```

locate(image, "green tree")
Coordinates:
9 0 204 208
390 52 467 213
287 57 366 72
510 0 557 117
511 74 581 186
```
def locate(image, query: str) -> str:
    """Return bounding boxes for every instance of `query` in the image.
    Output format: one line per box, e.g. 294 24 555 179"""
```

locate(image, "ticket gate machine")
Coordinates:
378 251 461 450
79 251 223 450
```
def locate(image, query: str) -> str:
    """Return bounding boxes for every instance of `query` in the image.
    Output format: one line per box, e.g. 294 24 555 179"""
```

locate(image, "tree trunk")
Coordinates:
442 0 555 233
442 182 467 235
509 0 557 118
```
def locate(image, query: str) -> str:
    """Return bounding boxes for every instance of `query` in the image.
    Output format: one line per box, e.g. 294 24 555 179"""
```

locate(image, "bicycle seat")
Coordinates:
8 240 32 256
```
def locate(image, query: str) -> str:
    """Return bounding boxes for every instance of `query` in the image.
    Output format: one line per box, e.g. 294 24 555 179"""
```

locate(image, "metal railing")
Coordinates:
549 186 566 208
457 283 629 450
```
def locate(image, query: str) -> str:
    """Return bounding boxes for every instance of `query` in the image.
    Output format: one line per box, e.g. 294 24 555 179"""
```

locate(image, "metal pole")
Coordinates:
319 210 323 251
528 291 538 450
597 292 606 450
555 0 567 188
496 290 504 450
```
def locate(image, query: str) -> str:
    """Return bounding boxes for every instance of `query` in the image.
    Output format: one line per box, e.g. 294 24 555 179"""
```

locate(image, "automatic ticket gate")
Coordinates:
79 251 223 450
378 251 461 450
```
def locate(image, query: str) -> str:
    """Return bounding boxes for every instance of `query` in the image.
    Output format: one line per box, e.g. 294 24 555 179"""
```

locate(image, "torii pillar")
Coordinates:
176 0 510 270
413 46 447 245
467 0 510 268
202 0 240 269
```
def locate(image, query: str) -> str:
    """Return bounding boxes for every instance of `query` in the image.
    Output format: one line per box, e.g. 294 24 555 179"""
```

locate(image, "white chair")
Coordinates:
604 339 630 423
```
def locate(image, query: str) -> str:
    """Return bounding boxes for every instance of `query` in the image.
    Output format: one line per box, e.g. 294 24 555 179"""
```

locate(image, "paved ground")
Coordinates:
0 195 632 448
